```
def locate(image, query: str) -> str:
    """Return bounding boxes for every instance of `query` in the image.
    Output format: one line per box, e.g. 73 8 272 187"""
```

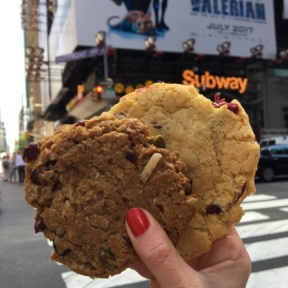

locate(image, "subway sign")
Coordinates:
182 70 248 93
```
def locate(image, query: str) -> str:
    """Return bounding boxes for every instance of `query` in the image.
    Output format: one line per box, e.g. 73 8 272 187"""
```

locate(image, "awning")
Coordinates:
68 92 107 119
43 87 69 121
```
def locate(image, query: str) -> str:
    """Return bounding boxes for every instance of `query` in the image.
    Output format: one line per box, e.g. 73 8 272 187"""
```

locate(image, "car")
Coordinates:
259 136 288 147
256 144 288 182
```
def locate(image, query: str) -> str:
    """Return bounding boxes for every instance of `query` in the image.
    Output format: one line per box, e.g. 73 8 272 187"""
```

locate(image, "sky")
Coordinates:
0 0 25 152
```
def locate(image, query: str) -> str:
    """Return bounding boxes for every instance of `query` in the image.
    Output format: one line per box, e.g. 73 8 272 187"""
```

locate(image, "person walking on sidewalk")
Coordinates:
15 150 26 184
9 152 17 183
2 155 10 182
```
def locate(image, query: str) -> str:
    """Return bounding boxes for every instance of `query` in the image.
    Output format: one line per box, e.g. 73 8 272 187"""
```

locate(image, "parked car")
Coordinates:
259 136 288 147
256 144 288 182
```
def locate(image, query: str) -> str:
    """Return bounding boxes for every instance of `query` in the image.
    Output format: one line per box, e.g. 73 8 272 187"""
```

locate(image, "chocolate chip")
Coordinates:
206 204 222 214
48 160 57 166
30 167 50 185
62 249 72 256
156 202 164 213
23 142 40 162
125 152 137 164
52 181 63 192
153 135 166 148
122 196 129 204
151 120 163 129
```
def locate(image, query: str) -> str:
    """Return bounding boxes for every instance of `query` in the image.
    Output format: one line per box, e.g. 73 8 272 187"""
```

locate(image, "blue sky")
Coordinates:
0 0 25 151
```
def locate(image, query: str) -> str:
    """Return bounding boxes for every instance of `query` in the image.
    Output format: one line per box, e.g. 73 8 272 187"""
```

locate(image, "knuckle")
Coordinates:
144 240 172 267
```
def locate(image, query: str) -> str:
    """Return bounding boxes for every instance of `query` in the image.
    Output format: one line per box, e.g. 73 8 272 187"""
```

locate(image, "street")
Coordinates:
0 179 287 288
239 179 288 288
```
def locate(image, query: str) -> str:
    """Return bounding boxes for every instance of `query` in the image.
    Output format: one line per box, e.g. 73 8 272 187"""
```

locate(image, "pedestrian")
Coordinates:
126 208 251 288
9 152 17 183
15 149 26 184
2 155 10 182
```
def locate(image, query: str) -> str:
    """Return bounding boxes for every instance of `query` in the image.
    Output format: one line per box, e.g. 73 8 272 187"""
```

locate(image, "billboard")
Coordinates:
51 0 277 60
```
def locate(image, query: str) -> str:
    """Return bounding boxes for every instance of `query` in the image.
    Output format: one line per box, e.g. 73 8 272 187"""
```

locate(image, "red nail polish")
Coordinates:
126 208 150 237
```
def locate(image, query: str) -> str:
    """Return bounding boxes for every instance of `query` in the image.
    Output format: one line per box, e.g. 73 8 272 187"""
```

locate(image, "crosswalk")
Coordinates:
237 193 288 288
48 193 288 288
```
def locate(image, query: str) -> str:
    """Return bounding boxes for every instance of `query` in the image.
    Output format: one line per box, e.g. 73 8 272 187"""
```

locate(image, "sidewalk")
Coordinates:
0 178 25 209
0 180 23 196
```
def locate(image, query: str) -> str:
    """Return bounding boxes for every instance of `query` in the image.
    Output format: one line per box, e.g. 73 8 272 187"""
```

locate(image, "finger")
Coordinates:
125 208 204 288
129 260 155 280
195 226 251 287
193 226 250 270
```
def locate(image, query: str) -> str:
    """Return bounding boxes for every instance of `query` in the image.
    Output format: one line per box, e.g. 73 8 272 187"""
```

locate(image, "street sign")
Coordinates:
55 46 113 63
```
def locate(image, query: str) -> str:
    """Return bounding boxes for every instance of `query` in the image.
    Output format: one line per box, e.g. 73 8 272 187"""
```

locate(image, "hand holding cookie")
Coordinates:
126 208 251 288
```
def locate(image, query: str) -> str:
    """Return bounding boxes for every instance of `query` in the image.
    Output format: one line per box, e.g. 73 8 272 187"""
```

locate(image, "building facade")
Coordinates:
0 121 7 153
22 0 288 141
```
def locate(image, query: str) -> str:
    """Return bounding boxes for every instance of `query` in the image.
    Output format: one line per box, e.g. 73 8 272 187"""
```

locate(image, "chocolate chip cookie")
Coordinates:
23 114 196 278
107 83 260 259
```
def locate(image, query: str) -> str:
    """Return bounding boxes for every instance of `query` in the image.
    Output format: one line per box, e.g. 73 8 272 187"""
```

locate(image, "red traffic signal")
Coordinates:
96 85 103 95
92 85 104 102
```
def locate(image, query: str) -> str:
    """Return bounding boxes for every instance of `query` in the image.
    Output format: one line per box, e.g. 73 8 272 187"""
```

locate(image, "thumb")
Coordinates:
125 208 203 288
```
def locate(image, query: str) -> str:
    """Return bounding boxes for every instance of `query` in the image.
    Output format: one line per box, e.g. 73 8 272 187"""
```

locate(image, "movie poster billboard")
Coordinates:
52 0 277 59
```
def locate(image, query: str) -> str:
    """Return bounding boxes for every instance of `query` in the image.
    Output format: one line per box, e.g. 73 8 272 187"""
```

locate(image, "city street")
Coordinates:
0 179 287 288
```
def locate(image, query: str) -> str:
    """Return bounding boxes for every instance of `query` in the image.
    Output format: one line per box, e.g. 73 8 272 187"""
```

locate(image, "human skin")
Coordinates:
126 208 251 288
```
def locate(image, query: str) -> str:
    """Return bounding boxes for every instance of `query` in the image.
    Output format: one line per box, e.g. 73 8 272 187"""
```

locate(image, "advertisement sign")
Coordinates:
284 0 288 19
52 0 277 59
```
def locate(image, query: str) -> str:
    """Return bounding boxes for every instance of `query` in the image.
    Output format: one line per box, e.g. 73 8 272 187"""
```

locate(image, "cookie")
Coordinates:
23 114 196 278
107 83 260 259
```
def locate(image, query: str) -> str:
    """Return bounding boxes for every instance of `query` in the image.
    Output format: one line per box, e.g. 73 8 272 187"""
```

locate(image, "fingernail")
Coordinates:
126 208 150 237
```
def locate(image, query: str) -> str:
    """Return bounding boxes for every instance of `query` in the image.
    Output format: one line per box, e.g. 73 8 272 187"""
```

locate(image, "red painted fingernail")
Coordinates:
126 208 150 237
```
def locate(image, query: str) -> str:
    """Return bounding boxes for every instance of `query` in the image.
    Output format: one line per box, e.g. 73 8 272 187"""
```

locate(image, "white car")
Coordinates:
259 136 288 147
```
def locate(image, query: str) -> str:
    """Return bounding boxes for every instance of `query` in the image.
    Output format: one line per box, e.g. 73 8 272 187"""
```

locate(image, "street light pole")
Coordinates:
95 31 118 110
103 40 108 82
95 31 108 84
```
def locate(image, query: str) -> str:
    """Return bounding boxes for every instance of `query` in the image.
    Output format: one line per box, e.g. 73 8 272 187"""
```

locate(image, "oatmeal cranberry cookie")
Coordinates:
107 82 260 259
23 114 196 278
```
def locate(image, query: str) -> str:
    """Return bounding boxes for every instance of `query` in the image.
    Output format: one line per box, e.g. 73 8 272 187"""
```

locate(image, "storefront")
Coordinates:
24 0 288 142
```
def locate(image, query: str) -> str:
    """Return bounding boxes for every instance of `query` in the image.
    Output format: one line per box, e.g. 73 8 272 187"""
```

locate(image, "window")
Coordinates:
261 149 270 156
270 147 284 155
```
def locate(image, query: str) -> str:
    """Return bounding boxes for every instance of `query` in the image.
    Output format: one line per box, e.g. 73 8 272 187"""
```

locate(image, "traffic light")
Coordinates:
92 85 103 102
